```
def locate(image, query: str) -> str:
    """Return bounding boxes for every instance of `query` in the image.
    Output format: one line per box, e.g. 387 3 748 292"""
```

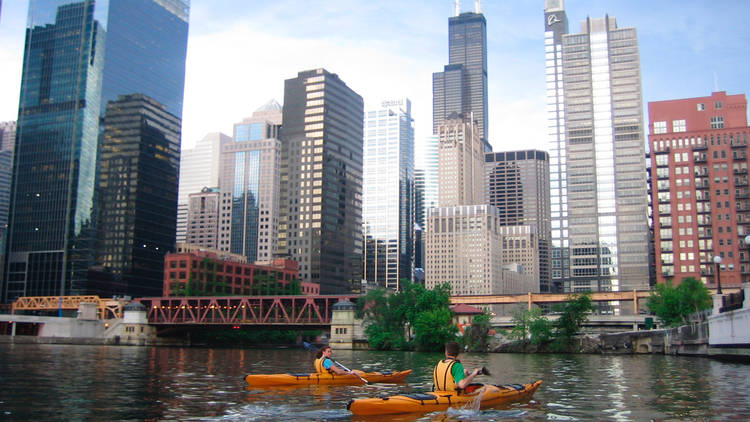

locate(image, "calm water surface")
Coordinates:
1 343 749 421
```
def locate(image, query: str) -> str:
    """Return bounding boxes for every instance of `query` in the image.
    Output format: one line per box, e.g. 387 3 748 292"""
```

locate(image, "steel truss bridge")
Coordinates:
135 295 358 326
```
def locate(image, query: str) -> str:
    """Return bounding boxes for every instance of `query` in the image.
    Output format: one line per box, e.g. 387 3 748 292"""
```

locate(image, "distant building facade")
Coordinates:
362 99 414 290
219 100 282 262
437 114 484 207
186 187 221 249
279 69 364 294
649 91 749 290
177 132 231 243
485 150 551 292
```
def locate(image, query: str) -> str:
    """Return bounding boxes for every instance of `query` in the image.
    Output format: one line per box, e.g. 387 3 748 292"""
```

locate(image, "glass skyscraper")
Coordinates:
545 0 649 298
433 4 490 151
279 69 364 294
4 0 189 301
362 99 414 290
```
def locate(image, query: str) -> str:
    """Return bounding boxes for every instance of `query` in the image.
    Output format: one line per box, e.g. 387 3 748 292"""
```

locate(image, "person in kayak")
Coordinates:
314 345 354 375
433 341 482 392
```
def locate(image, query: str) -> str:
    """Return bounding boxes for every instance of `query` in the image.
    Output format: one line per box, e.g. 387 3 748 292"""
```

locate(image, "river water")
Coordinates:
1 343 749 421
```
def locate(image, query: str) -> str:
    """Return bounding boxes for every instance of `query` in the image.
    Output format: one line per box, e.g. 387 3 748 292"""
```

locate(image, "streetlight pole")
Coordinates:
713 255 723 295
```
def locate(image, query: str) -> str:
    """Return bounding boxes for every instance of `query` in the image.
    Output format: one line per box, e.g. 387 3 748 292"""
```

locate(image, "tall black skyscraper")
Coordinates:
94 94 180 298
279 69 364 294
433 2 490 150
4 0 189 302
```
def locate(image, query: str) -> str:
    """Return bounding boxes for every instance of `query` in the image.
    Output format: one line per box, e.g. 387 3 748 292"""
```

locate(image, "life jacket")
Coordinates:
314 357 334 374
433 358 458 391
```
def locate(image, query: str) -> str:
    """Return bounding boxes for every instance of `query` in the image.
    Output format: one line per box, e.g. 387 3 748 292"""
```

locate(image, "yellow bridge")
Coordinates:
11 296 127 319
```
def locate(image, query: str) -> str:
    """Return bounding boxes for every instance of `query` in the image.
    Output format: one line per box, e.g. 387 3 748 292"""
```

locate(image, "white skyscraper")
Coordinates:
177 132 231 243
362 99 415 290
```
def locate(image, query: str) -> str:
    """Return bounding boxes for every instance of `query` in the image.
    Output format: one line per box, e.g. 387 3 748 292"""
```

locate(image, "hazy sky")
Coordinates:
1 0 749 153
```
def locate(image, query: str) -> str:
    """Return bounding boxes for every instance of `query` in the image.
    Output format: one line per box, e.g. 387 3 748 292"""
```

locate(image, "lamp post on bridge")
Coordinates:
713 255 723 295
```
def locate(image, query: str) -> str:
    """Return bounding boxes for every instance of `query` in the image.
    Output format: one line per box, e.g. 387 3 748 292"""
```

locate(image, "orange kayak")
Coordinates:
244 369 412 386
347 380 542 415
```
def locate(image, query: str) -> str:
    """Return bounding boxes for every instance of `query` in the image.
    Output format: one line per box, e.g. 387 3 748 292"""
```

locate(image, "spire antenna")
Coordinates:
475 0 482 13
455 0 461 16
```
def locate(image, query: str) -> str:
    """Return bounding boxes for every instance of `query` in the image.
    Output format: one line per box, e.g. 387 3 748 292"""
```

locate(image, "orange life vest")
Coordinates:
314 357 334 374
433 358 458 391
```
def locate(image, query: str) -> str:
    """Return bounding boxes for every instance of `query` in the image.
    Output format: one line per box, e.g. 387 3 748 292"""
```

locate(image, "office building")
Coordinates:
485 150 551 291
4 0 189 301
177 132 231 243
433 1 490 150
649 91 749 290
279 69 364 294
362 99 415 290
95 94 181 297
545 1 649 296
437 113 484 207
186 187 221 250
219 100 282 262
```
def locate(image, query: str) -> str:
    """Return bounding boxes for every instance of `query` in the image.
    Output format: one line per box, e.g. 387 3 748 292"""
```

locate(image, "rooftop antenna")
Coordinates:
475 0 482 13
713 72 719 92
455 0 461 16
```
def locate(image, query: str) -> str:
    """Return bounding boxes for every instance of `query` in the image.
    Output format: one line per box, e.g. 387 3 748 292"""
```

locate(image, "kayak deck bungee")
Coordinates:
347 380 542 415
244 369 412 386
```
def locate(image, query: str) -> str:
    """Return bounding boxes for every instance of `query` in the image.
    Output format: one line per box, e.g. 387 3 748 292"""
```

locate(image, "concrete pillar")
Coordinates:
712 294 723 316
743 283 750 309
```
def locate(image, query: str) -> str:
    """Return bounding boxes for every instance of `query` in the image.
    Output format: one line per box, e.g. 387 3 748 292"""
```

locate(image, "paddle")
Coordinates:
303 342 368 384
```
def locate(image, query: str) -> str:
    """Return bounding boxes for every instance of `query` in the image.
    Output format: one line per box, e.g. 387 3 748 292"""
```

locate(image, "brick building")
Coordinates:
163 249 319 296
649 91 749 289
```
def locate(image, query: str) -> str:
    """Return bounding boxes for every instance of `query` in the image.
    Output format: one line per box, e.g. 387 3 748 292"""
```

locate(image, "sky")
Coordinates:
1 0 750 154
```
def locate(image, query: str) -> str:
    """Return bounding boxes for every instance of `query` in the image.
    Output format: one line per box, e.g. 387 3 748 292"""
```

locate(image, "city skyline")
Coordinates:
1 1 749 153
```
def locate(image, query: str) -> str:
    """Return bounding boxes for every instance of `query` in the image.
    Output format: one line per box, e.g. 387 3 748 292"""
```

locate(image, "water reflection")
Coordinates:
1 344 749 420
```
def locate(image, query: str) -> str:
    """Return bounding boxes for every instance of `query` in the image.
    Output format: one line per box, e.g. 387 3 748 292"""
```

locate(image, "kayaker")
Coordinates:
314 345 354 375
433 341 482 392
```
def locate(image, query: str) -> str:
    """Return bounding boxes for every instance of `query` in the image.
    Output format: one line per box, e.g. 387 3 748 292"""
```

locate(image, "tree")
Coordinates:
647 277 712 327
551 292 593 350
462 310 493 352
357 280 457 351
510 307 552 345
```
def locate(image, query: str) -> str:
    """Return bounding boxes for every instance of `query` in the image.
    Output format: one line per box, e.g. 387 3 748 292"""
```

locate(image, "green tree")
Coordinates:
647 277 712 327
551 292 593 350
462 310 493 352
510 307 552 345
357 280 456 351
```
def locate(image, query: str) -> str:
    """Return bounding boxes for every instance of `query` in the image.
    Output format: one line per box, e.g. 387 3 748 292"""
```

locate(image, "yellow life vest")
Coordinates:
433 358 458 391
314 357 334 374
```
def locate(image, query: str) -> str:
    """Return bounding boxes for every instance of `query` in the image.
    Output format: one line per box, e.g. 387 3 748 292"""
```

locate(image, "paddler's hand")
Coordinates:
471 368 482 377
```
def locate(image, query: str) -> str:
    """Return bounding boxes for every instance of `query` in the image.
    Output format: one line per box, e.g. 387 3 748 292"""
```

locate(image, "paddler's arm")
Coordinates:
457 367 482 389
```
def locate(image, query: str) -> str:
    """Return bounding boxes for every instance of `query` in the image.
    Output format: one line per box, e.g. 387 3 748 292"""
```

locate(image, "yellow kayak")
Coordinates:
347 380 542 415
244 369 412 386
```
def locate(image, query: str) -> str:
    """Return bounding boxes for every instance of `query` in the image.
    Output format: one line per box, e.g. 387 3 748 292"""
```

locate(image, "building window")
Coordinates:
654 121 667 134
672 120 686 132
697 103 705 111
715 101 723 109
711 116 725 129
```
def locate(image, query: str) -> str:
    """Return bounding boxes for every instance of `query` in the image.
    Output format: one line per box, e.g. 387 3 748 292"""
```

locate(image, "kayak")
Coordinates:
347 380 542 415
244 369 412 386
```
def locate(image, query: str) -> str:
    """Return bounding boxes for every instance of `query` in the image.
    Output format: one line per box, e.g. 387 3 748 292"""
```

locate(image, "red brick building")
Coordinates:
649 91 749 289
163 249 320 296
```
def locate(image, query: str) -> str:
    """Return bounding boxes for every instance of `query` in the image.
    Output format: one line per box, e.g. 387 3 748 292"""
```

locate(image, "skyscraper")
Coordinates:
437 113 484 207
279 69 364 294
219 100 282 262
362 99 414 290
177 132 231 244
4 0 189 302
544 0 569 293
186 187 221 250
649 91 748 290
433 1 490 150
546 1 649 297
94 94 181 297
485 150 551 292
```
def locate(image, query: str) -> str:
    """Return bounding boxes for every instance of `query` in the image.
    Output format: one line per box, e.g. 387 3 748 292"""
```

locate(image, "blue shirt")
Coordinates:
323 358 334 370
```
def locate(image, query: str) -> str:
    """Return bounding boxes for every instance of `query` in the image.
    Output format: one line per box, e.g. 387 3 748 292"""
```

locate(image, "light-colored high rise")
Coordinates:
362 99 414 290
437 113 484 207
546 0 649 295
219 100 282 262
415 134 439 228
186 187 220 249
177 132 230 243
